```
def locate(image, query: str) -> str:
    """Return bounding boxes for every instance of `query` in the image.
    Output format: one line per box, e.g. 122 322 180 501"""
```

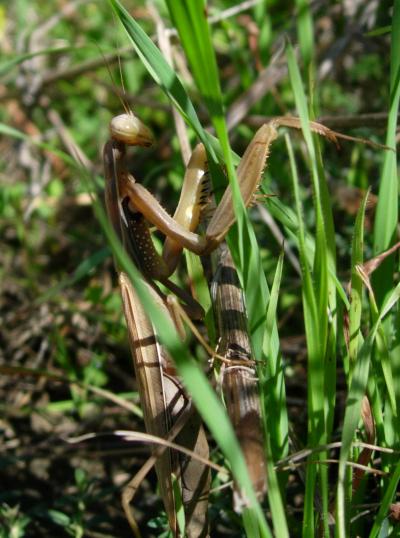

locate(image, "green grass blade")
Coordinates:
0 122 76 166
373 0 400 299
242 507 261 538
165 1 223 119
368 461 400 538
295 0 314 69
172 475 185 535
336 282 400 537
286 132 319 537
37 247 110 303
348 190 370 368
262 250 289 537
263 249 288 461
266 196 349 311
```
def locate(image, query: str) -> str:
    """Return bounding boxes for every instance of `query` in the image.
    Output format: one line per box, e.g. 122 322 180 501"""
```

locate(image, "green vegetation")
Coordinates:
0 1 398 536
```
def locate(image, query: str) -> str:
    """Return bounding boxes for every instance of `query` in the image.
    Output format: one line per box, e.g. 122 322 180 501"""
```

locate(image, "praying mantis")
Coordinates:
103 109 344 536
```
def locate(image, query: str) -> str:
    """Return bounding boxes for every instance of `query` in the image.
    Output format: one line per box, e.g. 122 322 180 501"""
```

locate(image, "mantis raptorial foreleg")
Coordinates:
107 113 346 268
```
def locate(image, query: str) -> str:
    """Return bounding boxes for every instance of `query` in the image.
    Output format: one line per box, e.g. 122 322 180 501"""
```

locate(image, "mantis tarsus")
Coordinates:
103 109 350 536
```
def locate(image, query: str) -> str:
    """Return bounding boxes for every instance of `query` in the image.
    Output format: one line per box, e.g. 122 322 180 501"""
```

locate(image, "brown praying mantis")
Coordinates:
103 109 348 536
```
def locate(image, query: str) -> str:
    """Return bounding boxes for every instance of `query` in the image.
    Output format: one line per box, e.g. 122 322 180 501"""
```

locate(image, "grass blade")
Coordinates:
373 0 400 301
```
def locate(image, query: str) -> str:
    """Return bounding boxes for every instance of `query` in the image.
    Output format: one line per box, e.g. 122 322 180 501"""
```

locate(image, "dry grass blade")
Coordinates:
360 241 400 276
352 396 376 494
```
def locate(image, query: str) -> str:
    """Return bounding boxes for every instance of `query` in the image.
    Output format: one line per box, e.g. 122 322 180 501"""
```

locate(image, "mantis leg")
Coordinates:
162 143 209 274
119 273 210 537
120 117 341 261
204 117 339 249
120 177 208 255
108 113 344 290
119 273 179 534
104 137 201 311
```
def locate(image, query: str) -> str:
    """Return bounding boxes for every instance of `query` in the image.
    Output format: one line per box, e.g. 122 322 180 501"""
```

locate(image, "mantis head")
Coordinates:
110 112 154 147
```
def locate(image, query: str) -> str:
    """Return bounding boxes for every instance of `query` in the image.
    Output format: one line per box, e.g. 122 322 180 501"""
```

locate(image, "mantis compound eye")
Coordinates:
110 113 154 147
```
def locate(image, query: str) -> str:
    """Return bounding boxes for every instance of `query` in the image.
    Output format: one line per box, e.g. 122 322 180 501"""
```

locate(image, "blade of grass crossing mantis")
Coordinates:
94 192 271 534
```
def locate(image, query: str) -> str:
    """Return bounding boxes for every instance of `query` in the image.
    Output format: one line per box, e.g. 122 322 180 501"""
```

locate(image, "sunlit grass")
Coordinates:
1 0 398 536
